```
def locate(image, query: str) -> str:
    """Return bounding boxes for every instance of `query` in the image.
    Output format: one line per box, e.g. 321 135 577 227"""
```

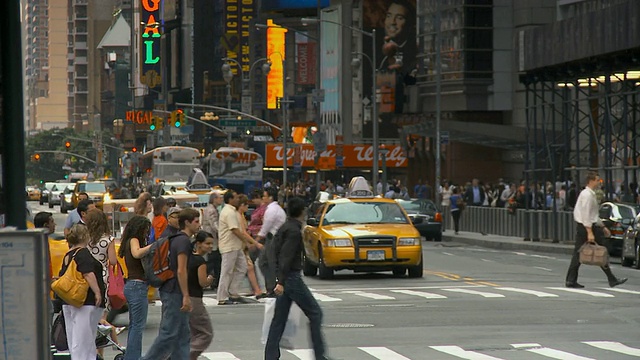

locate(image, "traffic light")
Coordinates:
34 153 41 161
168 111 177 127
150 116 164 130
65 141 71 150
132 147 137 153
175 109 184 127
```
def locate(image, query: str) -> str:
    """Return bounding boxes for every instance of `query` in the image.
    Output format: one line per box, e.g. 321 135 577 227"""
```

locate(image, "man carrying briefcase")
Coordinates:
565 171 627 288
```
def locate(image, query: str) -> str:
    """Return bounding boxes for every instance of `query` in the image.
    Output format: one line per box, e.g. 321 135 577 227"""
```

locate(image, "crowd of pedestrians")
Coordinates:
40 181 332 359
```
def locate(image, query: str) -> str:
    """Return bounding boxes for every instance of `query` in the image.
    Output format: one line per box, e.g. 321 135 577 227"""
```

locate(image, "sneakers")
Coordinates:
255 293 269 300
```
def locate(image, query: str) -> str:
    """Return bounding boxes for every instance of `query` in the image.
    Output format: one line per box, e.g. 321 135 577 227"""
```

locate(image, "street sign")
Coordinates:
219 119 257 127
441 131 449 145
241 96 252 114
312 131 327 153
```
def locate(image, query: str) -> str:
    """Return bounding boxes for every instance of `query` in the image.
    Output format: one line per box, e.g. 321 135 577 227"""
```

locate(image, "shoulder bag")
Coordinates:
579 243 609 267
51 248 89 308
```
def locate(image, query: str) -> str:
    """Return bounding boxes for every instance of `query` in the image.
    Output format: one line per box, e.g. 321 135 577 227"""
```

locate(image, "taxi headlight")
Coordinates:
398 237 420 246
327 238 352 247
103 193 111 202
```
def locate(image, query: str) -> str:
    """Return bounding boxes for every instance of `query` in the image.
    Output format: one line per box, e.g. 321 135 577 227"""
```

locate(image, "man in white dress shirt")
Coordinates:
565 171 627 288
256 187 287 297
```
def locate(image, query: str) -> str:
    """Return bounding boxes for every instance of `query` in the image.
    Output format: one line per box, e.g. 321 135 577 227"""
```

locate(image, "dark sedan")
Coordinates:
599 201 640 256
396 198 443 241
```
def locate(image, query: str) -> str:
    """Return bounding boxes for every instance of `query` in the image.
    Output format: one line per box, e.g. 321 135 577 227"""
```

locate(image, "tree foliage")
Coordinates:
25 128 117 185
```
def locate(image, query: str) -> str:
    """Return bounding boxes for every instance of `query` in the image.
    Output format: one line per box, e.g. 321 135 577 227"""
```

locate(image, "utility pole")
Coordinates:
435 2 442 206
161 35 171 146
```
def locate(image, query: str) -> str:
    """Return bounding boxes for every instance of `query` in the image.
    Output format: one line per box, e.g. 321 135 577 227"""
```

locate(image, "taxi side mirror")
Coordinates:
307 218 319 226
412 217 424 225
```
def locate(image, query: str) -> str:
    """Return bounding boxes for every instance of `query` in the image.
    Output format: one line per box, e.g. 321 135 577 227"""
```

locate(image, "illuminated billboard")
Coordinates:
266 19 286 110
223 0 256 75
362 0 417 136
262 0 329 10
140 0 163 88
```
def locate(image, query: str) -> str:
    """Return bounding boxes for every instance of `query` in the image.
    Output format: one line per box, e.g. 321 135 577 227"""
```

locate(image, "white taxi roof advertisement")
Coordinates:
347 177 373 198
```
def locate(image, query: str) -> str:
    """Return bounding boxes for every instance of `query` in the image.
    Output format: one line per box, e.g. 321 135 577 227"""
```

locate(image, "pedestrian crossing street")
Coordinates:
200 340 640 359
190 285 640 306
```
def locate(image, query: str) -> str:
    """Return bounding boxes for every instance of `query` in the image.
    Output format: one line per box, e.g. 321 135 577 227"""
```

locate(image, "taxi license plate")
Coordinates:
367 250 385 261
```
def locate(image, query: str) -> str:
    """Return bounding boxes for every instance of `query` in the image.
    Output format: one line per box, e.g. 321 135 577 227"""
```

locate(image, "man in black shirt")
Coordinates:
141 208 199 360
265 197 330 360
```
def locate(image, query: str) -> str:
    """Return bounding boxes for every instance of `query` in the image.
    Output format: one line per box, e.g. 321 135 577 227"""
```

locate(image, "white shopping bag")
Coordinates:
261 297 303 349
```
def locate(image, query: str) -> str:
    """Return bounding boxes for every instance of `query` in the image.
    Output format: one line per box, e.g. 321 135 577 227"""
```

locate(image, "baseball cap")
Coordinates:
167 207 181 217
166 197 177 206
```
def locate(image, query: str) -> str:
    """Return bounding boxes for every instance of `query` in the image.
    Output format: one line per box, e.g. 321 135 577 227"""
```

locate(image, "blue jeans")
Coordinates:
264 272 326 360
141 291 191 360
123 280 149 360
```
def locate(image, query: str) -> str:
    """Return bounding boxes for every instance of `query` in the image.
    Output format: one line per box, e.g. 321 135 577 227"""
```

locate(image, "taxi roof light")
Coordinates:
347 176 374 198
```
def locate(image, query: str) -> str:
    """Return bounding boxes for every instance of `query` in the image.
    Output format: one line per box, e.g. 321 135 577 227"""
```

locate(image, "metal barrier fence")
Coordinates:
441 206 576 243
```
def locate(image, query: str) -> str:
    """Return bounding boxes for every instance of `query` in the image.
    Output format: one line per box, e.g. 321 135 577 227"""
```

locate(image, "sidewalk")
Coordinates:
441 230 575 255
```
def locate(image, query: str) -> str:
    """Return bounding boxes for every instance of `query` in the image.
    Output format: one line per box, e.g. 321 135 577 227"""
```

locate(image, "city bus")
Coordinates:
202 147 263 194
140 146 201 187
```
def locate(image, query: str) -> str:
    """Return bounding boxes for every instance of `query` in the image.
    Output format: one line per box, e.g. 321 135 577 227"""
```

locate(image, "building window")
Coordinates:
418 0 493 81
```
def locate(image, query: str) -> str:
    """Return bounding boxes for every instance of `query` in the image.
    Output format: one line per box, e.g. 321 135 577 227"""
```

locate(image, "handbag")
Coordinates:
51 313 68 351
108 262 126 310
51 248 89 308
579 243 609 267
456 197 466 211
261 298 302 349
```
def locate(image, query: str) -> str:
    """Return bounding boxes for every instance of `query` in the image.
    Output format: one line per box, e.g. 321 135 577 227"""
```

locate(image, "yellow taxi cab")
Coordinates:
26 186 41 201
72 180 110 209
302 177 424 279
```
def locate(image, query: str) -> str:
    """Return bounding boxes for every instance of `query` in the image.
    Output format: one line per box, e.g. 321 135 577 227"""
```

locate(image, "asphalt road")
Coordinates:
34 202 640 360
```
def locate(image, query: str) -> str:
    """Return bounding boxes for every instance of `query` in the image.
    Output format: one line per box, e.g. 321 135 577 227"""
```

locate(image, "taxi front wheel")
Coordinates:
303 252 318 277
317 247 334 280
407 257 424 278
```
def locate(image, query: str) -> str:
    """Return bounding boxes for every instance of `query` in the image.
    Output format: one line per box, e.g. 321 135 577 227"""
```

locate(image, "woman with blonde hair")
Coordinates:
60 224 105 359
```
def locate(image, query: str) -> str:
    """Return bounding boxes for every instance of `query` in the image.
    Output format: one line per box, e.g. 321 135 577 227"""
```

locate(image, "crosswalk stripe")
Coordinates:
343 290 396 300
496 287 558 297
390 289 447 299
359 346 412 359
442 288 505 298
598 287 640 295
430 345 505 359
546 287 615 297
583 341 640 356
511 343 594 359
201 352 241 359
286 349 314 359
312 292 342 302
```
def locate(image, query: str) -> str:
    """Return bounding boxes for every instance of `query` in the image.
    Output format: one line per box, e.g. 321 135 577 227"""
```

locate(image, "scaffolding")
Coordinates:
522 67 640 201
520 59 640 242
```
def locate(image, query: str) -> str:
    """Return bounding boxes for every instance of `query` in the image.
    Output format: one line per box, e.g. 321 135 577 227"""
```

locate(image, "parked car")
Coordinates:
39 182 57 205
59 184 76 213
48 182 73 208
25 186 41 201
396 198 443 241
599 202 640 256
621 213 640 268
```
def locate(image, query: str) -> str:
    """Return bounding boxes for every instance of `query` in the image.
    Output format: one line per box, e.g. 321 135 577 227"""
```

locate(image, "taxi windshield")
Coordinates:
78 183 106 192
323 202 409 225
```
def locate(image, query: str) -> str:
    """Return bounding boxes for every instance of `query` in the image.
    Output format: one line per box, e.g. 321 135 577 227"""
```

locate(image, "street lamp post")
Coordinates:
302 17 379 194
221 57 271 115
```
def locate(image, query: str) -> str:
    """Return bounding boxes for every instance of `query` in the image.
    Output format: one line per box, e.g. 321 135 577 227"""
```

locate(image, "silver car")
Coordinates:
621 213 640 268
48 182 73 208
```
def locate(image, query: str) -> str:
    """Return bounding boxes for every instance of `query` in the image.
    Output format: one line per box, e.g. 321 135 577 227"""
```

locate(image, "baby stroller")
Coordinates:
96 323 126 360
51 313 126 360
